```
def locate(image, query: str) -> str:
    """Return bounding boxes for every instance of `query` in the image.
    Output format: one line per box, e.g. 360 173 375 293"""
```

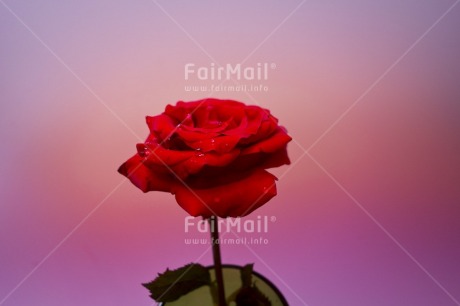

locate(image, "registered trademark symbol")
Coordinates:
270 63 276 69
270 216 277 222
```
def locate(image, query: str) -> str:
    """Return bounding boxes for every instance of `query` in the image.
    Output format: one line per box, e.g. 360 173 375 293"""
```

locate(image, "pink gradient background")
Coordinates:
1 0 460 305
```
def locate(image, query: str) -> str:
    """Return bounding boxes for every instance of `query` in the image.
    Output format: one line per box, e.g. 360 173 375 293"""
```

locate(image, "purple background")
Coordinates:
1 0 460 305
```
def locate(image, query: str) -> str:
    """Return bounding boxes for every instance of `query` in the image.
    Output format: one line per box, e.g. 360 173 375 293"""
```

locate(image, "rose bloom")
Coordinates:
118 99 291 218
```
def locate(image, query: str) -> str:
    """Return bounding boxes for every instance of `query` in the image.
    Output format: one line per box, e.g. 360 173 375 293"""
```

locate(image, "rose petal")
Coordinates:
164 101 198 122
222 115 248 137
176 128 219 142
169 149 240 179
244 106 265 135
138 143 196 166
241 127 292 155
118 154 174 192
165 99 243 122
180 117 230 133
239 116 278 145
222 106 272 138
141 142 240 180
172 169 277 217
216 148 290 174
187 134 241 153
259 148 291 168
146 115 177 141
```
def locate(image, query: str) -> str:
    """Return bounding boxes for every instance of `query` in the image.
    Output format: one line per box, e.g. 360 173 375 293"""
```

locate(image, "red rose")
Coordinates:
118 98 291 218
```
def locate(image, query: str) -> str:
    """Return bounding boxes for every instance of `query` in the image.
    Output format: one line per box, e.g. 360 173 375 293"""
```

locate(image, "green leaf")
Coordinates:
236 264 272 306
240 264 254 288
235 285 272 306
142 263 211 302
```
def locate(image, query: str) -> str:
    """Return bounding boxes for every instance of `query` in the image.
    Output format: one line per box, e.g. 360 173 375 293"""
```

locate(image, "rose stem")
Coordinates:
209 216 227 306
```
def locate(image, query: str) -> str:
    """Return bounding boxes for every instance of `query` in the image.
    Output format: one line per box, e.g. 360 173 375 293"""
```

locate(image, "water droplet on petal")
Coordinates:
196 153 205 157
138 145 150 157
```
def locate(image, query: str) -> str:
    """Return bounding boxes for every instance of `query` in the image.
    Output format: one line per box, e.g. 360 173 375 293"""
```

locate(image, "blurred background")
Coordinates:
1 0 460 305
